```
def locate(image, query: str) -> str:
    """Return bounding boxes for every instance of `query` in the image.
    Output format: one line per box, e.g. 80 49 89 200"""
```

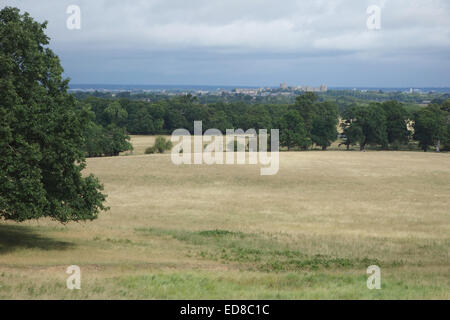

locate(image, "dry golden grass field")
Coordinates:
0 135 449 299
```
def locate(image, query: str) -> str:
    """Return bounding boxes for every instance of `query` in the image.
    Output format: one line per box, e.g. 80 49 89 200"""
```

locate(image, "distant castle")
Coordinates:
280 82 327 92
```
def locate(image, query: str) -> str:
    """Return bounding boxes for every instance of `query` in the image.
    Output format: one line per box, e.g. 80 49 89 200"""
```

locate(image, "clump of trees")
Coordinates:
341 103 389 151
279 109 308 150
413 100 450 152
77 90 450 152
0 7 107 222
145 136 173 154
79 102 133 157
340 99 450 152
80 92 339 151
278 93 339 150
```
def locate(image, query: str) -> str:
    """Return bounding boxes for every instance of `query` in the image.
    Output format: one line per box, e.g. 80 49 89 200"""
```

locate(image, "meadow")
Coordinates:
0 136 449 299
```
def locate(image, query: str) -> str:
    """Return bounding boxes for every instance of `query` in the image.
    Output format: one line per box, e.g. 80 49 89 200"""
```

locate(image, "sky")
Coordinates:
3 0 450 87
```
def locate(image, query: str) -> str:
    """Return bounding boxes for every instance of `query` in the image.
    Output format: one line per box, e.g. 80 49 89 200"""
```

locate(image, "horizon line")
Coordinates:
68 83 450 89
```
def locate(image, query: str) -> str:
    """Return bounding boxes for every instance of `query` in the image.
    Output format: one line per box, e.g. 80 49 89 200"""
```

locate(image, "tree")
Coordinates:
79 104 106 157
103 101 128 127
279 110 308 150
84 122 106 157
381 101 410 146
0 7 107 222
208 110 232 132
102 125 133 156
341 104 388 151
311 102 339 150
442 100 450 150
340 123 363 150
293 92 319 136
76 101 133 157
131 106 155 134
413 105 447 152
241 105 272 131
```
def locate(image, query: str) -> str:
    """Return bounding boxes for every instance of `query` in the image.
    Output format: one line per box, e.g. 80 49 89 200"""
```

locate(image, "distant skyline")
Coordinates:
68 83 450 90
4 0 450 87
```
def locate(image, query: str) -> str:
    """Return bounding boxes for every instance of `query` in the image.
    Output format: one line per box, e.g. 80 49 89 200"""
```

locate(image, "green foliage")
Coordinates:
340 119 364 150
240 105 272 130
381 101 410 145
77 103 133 157
57 72 449 154
341 104 388 150
291 93 340 150
0 7 107 222
339 100 410 150
413 104 448 152
154 136 173 153
145 136 173 154
72 89 450 145
293 92 319 135
103 101 128 126
145 146 156 154
439 99 450 151
102 125 133 156
74 93 340 152
278 110 309 150
84 120 106 157
311 101 339 150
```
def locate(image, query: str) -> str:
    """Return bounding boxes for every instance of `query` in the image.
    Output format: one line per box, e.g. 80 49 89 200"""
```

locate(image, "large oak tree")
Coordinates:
0 7 107 222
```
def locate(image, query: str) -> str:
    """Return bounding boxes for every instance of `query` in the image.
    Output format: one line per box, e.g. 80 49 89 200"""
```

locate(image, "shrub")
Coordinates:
145 146 156 154
145 136 173 154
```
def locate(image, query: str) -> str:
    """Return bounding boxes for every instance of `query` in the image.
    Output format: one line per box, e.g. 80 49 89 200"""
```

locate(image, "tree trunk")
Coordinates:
436 140 440 152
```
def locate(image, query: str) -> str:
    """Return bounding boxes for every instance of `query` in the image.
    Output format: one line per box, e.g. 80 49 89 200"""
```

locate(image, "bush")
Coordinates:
145 136 173 154
145 146 156 154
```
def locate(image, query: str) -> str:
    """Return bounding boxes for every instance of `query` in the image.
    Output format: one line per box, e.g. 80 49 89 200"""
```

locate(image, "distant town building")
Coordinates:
234 88 259 96
278 83 328 92
300 84 327 92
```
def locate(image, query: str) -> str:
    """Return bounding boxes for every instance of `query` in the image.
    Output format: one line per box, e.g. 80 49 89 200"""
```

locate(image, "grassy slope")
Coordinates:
0 136 449 299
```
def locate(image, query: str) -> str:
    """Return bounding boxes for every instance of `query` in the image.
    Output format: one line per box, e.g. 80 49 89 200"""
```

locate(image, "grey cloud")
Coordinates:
3 0 450 86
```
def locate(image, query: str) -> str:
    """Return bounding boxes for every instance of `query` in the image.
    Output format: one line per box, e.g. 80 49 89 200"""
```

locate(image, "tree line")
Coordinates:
78 93 450 156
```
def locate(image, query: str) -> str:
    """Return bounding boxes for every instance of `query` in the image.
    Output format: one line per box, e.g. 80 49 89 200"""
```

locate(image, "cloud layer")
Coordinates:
4 0 450 86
